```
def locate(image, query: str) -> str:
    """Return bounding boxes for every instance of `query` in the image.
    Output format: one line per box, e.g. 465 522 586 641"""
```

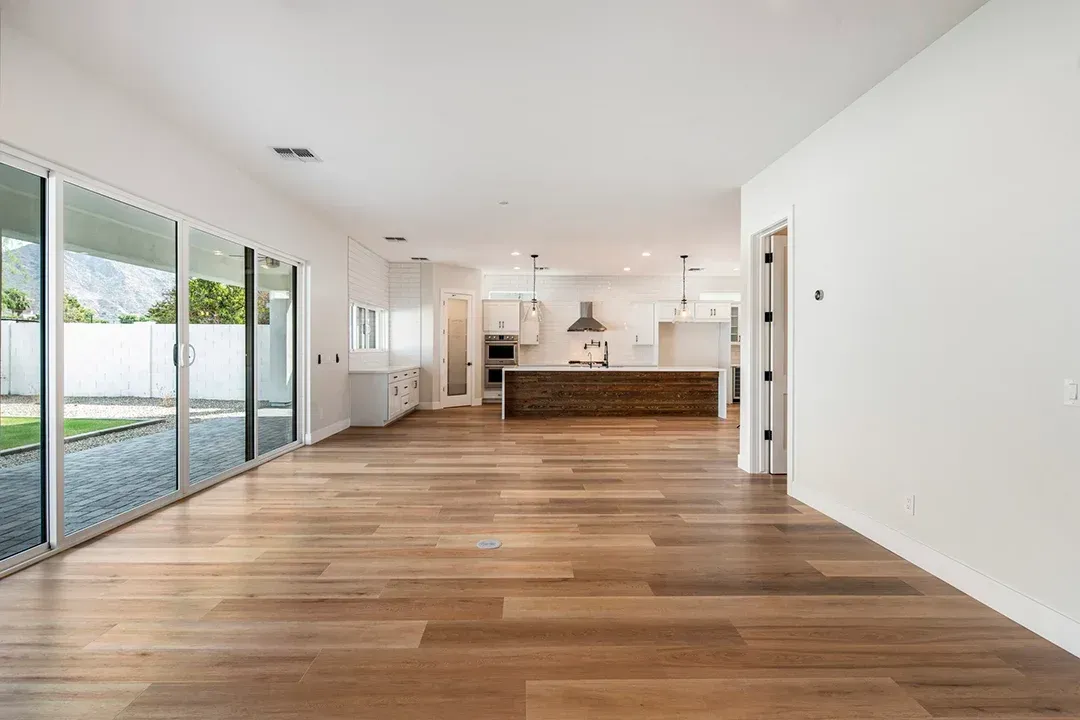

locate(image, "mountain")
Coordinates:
2 240 174 321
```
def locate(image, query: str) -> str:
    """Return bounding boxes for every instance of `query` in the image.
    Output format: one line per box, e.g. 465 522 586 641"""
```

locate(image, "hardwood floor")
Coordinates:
1 405 1077 719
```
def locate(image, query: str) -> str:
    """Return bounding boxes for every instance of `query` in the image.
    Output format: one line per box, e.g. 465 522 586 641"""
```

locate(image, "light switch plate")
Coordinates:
1066 379 1079 407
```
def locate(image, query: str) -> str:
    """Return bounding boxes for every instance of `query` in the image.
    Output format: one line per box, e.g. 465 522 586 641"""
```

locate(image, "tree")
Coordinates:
118 314 147 324
63 293 99 323
145 279 268 325
2 288 31 317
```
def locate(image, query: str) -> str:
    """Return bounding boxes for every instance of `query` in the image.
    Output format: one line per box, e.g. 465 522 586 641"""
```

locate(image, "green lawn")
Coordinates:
0 417 140 450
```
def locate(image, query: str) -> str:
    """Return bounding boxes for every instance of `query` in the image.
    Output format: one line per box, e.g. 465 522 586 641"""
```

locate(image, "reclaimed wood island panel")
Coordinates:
502 367 726 419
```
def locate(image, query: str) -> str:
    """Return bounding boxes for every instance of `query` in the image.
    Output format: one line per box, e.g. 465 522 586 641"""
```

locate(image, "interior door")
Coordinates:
767 233 788 474
442 292 472 408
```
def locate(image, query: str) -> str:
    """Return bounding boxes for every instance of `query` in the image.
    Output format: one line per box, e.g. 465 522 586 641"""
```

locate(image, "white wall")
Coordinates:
389 262 422 368
740 0 1080 652
347 238 390 370
658 323 726 369
483 274 739 367
0 24 350 436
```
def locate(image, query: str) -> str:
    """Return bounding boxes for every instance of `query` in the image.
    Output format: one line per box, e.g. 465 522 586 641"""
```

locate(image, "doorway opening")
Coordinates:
764 227 789 475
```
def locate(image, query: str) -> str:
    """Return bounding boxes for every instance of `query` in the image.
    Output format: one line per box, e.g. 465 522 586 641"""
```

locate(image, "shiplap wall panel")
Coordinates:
348 238 390 369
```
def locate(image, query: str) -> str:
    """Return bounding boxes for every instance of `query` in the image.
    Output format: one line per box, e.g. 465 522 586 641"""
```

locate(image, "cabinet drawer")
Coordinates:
406 369 419 378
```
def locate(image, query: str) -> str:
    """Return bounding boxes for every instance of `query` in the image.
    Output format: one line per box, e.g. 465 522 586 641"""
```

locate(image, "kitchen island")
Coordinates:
502 366 727 419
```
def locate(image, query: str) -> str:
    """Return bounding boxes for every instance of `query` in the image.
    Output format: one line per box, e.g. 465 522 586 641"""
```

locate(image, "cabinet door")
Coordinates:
500 302 521 333
520 318 540 345
630 302 655 345
694 302 731 322
655 301 694 322
388 382 402 417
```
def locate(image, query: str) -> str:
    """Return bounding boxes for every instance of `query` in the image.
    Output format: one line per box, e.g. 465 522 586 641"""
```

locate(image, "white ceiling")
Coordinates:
2 0 986 275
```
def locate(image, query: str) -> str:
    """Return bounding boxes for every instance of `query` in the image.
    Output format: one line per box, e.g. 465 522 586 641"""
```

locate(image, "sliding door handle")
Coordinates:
186 344 197 366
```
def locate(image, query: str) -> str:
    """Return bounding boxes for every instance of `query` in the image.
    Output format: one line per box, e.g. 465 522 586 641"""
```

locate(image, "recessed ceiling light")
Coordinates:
213 250 224 256
513 266 521 270
511 251 520 256
623 267 631 272
641 252 651 257
733 266 740 271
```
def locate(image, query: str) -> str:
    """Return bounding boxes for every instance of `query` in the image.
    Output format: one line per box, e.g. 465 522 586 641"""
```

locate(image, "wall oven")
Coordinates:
484 365 507 391
484 334 519 365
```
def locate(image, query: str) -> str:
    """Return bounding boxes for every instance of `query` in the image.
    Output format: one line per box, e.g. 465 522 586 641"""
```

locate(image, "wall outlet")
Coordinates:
904 495 916 516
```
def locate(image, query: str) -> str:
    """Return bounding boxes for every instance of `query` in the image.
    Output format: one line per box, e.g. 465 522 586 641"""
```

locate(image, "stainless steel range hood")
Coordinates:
567 302 607 332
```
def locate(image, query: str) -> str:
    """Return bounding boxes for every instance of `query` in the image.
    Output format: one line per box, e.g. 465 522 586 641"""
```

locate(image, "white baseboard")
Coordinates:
791 484 1080 659
472 398 483 406
419 402 442 411
305 418 350 445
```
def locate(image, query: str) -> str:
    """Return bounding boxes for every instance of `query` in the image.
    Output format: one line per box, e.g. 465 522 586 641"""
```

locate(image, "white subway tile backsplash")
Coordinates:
482 274 739 368
348 238 390 369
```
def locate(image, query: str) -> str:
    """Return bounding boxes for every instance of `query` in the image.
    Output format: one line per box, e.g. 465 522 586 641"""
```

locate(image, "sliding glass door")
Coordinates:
187 229 251 484
0 161 46 563
256 254 296 456
62 184 178 536
0 148 305 571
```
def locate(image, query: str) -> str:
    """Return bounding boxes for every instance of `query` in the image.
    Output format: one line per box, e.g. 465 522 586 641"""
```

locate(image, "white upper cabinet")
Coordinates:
694 302 732 321
655 301 695 322
629 302 656 345
483 300 520 334
520 318 540 345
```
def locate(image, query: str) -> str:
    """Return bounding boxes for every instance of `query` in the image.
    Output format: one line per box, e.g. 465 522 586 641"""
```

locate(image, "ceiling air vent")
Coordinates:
271 147 322 163
384 237 408 243
410 257 430 261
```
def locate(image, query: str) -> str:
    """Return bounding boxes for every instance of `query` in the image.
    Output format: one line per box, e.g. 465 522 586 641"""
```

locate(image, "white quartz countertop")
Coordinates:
349 366 419 375
507 366 724 373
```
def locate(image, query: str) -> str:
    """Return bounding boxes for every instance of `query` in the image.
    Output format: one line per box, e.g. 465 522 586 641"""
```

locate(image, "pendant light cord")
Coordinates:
681 254 689 303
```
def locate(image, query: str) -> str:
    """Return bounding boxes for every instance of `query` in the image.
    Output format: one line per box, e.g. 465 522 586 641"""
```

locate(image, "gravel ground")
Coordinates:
0 396 275 469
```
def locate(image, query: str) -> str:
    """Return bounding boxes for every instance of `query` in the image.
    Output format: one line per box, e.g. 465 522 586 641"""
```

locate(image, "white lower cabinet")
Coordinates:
350 367 420 427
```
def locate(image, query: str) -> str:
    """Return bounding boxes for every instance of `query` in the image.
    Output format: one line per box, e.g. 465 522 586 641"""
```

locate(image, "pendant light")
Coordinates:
675 254 692 322
525 254 542 321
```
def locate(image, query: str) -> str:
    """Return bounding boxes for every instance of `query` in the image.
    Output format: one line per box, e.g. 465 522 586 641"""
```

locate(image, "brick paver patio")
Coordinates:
0 415 294 559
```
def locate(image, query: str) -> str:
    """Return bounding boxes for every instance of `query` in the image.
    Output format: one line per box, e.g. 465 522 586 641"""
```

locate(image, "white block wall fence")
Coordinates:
1 320 284 400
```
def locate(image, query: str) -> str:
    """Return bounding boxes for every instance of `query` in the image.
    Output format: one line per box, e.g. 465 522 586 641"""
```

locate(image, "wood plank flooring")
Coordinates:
1 405 1078 719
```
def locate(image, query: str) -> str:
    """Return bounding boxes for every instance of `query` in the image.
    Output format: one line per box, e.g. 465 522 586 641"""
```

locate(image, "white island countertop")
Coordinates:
507 366 724 373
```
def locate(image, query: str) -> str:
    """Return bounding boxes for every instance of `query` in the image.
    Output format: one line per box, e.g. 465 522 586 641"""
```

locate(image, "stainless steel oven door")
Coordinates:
484 342 518 364
484 365 505 390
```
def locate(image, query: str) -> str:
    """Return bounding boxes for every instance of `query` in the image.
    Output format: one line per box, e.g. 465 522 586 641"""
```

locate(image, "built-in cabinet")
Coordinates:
350 367 420 427
483 300 521 334
656 301 731 323
520 318 540 345
629 302 656 345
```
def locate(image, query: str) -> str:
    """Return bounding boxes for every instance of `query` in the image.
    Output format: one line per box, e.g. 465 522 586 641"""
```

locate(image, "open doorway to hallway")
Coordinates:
764 228 789 475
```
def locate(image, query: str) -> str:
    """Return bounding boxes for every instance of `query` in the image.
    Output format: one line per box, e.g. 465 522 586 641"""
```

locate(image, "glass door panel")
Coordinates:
256 254 295 456
188 229 251 483
0 162 46 561
444 295 470 406
62 184 177 535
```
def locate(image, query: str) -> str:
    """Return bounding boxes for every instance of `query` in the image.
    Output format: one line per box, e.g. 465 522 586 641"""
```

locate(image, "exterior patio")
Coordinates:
0 414 294 558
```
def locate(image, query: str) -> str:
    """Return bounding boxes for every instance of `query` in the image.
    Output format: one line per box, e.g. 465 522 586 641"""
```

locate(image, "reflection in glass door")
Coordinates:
62 184 178 536
0 162 46 562
256 254 295 456
187 229 251 483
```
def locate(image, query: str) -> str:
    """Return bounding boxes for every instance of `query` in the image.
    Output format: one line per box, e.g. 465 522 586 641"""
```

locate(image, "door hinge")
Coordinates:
764 371 773 381
764 430 773 441
764 311 774 323
764 252 774 263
